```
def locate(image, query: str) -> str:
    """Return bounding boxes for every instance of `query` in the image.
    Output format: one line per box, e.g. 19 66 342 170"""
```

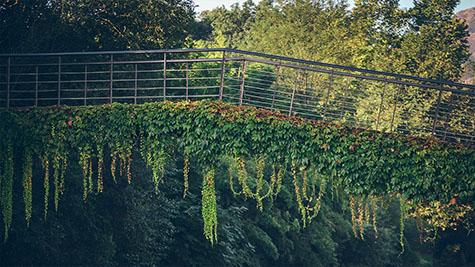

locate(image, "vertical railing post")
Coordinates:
134 63 138 104
339 79 349 120
390 85 402 132
442 94 454 141
6 57 10 108
218 50 226 100
163 52 167 100
271 64 280 110
57 56 61 106
109 54 113 104
84 65 88 105
239 60 247 105
185 62 189 101
288 81 296 116
303 71 308 106
35 66 39 107
431 82 443 135
376 83 387 131
322 71 333 119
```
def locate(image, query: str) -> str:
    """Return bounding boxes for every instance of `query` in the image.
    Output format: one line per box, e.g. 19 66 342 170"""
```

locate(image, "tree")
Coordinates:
401 0 470 80
0 0 196 53
198 0 256 47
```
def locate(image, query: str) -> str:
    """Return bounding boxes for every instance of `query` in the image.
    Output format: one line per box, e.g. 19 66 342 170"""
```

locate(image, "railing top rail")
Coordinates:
0 48 226 57
226 49 475 91
1 47 474 91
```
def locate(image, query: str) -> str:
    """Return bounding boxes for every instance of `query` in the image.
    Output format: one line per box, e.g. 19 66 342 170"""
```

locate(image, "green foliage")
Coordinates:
204 0 469 81
22 149 33 226
183 151 190 198
202 168 218 245
199 0 471 139
0 100 473 244
42 156 50 220
0 142 13 241
0 0 196 53
0 149 471 266
198 0 255 47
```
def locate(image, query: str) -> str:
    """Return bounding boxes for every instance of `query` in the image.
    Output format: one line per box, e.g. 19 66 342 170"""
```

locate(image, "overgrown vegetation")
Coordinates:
1 0 474 265
0 101 473 248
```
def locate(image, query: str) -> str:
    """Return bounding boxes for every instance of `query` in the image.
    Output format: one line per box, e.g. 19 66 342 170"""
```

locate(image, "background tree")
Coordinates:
0 0 196 53
401 0 470 80
198 0 256 48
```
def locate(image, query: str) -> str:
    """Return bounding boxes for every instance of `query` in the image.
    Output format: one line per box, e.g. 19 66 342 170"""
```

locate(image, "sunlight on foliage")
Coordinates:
0 100 473 244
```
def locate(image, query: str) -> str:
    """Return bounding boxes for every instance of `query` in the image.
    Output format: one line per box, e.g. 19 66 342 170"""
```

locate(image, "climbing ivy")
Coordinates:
201 168 218 245
22 149 33 226
0 100 473 244
1 142 13 240
183 150 190 198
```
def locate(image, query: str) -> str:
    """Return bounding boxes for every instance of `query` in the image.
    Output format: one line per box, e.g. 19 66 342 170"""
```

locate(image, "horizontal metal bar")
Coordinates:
5 47 472 90
0 48 227 57
8 58 226 68
227 49 475 91
240 57 475 95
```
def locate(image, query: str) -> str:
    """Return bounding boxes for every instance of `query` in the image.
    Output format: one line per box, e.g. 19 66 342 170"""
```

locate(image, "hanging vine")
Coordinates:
41 155 50 220
183 150 190 198
228 156 275 210
371 196 379 238
350 195 358 238
273 163 285 197
292 164 307 227
236 157 253 198
80 151 92 201
253 156 274 211
358 197 365 240
53 156 60 211
202 168 218 245
149 149 166 193
1 142 14 240
0 100 473 244
291 163 328 227
23 149 33 227
59 157 67 195
97 145 104 193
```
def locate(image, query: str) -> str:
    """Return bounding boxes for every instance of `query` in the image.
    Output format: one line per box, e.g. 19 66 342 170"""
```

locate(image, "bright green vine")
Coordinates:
350 195 358 238
291 164 328 227
292 164 307 227
80 151 92 201
42 156 50 220
183 151 190 198
53 157 60 211
23 149 33 227
148 149 166 194
358 198 365 240
202 168 218 245
228 156 275 210
97 145 104 193
1 142 14 240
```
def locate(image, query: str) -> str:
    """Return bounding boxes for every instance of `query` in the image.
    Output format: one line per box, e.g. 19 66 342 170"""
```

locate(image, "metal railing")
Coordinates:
0 48 473 145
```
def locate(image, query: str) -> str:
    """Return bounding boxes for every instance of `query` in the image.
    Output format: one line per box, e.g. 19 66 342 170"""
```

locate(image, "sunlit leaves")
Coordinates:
22 149 33 227
0 100 473 244
202 168 218 245
1 142 13 240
